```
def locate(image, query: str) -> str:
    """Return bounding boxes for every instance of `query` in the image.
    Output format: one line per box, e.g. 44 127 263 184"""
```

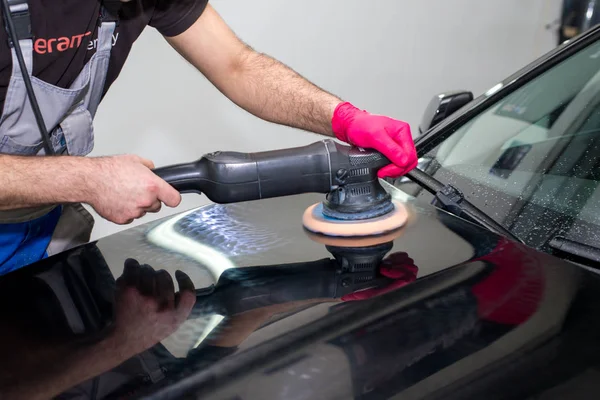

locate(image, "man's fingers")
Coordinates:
139 264 157 297
379 252 418 279
372 133 410 169
383 125 412 166
380 266 413 279
175 270 195 304
174 270 196 322
156 178 182 208
387 121 412 143
174 291 196 323
377 164 403 179
376 148 418 178
383 252 414 265
404 264 419 275
136 156 155 170
118 258 141 288
408 157 418 172
124 258 140 276
377 123 418 173
144 200 162 213
393 128 418 163
387 125 418 173
155 269 175 310
175 270 195 293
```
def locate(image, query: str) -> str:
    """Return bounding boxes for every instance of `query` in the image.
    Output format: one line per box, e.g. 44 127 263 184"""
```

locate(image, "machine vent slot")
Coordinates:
349 151 384 166
351 186 371 196
350 168 369 177
355 276 372 283
353 262 374 271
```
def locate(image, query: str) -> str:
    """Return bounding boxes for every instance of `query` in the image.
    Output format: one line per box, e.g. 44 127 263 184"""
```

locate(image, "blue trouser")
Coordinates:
0 206 62 276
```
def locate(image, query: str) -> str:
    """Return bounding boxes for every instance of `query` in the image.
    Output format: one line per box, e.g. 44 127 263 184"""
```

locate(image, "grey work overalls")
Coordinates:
0 1 117 260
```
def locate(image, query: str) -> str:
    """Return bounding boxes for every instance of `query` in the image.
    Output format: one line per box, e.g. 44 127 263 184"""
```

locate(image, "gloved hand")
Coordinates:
471 239 544 326
341 252 418 301
331 102 418 178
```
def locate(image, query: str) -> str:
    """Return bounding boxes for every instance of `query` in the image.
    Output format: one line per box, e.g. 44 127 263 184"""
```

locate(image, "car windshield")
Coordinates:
410 36 600 254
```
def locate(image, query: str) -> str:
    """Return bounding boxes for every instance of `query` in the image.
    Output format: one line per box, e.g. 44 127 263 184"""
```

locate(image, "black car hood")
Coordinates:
1 184 599 400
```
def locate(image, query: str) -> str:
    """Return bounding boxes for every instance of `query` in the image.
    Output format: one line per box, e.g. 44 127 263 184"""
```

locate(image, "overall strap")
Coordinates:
97 9 117 53
80 1 118 118
99 1 120 28
3 0 33 74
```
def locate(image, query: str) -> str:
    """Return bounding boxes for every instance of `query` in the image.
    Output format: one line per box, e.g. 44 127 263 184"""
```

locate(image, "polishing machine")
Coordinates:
153 139 408 237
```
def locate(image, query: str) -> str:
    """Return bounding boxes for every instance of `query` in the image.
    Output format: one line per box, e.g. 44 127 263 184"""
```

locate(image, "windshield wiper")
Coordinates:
404 168 524 244
549 236 600 267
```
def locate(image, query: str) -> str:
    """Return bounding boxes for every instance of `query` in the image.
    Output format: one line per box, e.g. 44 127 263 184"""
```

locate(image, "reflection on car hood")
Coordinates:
1 185 600 400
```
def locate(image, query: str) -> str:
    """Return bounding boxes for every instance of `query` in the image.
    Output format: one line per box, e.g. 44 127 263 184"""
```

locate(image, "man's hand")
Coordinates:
341 252 418 301
0 154 180 225
332 102 418 179
0 259 196 400
87 155 181 224
111 259 197 355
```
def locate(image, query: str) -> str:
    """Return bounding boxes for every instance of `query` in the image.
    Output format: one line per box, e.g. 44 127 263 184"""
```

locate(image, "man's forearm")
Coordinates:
0 155 92 210
1 333 134 400
223 46 343 136
166 5 343 136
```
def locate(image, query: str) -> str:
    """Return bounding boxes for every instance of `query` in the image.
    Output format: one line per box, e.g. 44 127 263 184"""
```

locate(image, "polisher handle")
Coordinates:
153 140 338 203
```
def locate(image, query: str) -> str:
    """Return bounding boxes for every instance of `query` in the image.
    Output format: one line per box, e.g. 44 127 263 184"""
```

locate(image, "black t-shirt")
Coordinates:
0 0 208 116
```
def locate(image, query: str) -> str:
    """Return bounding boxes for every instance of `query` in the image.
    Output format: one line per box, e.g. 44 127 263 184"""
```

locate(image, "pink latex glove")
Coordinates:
471 239 544 326
341 252 418 301
331 102 418 178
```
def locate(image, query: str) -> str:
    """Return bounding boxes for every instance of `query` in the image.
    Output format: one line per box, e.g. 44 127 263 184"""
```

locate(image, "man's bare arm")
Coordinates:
0 154 181 224
1 331 133 400
165 4 342 136
0 155 93 210
164 3 419 179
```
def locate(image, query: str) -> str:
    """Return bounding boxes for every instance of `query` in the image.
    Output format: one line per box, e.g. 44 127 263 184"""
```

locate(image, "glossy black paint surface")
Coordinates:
1 186 599 399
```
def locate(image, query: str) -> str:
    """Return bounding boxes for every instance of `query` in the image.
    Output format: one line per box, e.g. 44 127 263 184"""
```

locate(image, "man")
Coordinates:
0 0 418 273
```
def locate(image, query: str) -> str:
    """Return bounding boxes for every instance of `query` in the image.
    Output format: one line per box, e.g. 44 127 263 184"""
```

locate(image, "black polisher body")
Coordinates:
153 139 395 220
